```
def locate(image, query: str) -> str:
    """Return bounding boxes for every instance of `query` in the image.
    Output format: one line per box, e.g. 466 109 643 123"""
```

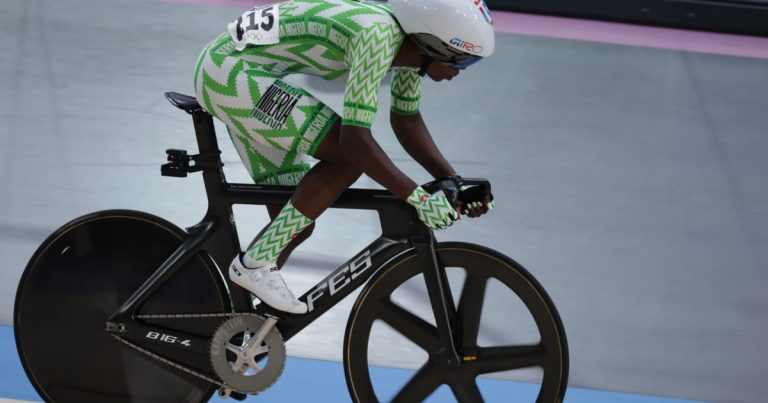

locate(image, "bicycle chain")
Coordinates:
135 312 243 320
112 312 269 396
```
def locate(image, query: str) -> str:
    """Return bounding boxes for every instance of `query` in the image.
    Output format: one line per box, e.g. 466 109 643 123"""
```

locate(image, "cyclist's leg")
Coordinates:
290 148 362 219
228 139 316 267
244 119 359 266
244 203 314 268
251 112 346 256
194 37 339 268
223 85 344 266
242 122 362 265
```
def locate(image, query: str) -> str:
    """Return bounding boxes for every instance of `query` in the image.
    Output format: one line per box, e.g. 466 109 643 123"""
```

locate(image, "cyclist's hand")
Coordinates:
458 185 494 218
407 186 459 230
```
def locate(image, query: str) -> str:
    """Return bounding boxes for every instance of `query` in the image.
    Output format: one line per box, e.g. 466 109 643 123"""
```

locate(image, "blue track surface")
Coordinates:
1 326 704 402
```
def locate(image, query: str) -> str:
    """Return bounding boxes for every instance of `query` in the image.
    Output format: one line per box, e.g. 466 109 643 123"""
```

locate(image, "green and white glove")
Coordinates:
407 186 459 230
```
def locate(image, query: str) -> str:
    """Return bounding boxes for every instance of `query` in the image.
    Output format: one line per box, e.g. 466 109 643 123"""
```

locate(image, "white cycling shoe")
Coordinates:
229 254 308 315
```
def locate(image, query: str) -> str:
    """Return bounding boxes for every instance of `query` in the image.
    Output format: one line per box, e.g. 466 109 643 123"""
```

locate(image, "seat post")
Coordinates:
190 110 230 204
192 111 218 151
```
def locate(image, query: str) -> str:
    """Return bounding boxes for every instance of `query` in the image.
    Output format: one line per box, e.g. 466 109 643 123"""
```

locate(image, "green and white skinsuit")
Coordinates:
195 0 453 268
194 0 422 186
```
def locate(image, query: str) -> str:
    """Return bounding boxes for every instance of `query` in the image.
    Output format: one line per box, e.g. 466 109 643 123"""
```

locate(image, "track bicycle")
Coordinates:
14 92 569 402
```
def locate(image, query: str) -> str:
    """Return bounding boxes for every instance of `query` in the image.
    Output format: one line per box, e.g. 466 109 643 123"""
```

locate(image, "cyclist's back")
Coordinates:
222 0 401 77
194 0 421 131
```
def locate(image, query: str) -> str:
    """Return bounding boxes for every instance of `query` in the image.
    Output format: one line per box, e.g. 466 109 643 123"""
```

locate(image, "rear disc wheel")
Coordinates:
14 210 230 403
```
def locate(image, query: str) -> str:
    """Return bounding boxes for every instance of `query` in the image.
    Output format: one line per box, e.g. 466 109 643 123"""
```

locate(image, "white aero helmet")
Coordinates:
390 0 495 68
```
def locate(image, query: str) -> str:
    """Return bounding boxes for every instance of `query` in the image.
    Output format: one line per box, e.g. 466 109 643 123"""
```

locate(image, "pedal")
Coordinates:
230 392 247 401
218 387 248 400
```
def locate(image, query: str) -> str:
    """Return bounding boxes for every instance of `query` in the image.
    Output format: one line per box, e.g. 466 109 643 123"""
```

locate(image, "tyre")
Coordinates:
344 242 568 403
14 210 230 403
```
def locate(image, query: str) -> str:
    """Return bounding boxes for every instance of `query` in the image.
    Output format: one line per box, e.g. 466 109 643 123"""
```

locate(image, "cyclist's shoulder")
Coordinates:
282 0 399 32
282 0 394 14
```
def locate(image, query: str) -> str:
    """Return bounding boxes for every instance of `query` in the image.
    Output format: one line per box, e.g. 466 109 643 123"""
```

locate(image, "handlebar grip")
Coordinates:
421 177 493 205
460 178 491 195
459 178 494 203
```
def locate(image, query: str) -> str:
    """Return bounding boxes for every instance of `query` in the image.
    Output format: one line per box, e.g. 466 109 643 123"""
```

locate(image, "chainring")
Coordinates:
210 314 286 394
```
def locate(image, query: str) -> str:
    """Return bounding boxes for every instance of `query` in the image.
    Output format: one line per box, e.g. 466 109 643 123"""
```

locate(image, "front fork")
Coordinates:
412 231 462 369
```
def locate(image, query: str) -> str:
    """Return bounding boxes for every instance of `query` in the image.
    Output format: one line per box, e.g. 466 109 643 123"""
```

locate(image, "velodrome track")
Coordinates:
1 0 766 402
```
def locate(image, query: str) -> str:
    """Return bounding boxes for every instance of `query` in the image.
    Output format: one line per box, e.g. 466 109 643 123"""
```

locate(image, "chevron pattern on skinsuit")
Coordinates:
391 67 421 115
283 0 394 29
343 22 403 126
201 0 416 128
246 201 314 263
193 0 422 183
195 33 338 185
231 127 311 185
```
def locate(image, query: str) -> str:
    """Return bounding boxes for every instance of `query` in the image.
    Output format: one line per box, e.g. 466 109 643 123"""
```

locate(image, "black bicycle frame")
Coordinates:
106 102 465 366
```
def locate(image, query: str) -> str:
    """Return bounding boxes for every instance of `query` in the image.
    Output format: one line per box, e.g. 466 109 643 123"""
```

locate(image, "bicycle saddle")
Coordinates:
165 91 205 114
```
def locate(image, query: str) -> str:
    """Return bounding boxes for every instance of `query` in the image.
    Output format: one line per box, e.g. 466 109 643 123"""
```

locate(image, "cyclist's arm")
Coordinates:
339 125 417 200
338 27 422 200
389 67 455 179
390 111 456 179
389 70 492 218
340 126 458 229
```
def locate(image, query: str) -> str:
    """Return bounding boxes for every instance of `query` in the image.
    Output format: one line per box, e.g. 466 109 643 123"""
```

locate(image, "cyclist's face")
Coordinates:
426 62 461 82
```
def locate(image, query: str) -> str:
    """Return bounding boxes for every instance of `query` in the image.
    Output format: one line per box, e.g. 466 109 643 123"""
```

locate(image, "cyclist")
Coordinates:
194 0 495 314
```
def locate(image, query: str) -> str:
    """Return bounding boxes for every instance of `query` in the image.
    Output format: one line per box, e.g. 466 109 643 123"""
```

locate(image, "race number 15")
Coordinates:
235 6 275 40
228 4 280 49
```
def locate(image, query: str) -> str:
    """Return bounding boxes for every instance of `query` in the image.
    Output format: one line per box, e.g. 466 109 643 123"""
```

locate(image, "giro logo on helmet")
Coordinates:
391 0 495 59
450 38 483 54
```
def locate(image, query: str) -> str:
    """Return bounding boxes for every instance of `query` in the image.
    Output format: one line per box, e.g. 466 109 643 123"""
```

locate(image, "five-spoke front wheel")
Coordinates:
343 243 568 403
